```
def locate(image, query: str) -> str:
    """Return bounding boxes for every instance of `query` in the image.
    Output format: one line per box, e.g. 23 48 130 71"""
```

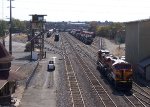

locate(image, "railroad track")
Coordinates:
77 36 150 106
65 32 98 53
91 44 98 50
131 82 150 106
63 33 117 107
62 37 86 107
133 82 150 97
65 32 97 62
63 32 150 107
44 37 63 55
123 93 148 107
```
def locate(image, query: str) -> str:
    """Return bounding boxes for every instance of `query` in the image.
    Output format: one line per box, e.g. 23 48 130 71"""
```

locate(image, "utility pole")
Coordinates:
8 0 14 54
99 36 102 49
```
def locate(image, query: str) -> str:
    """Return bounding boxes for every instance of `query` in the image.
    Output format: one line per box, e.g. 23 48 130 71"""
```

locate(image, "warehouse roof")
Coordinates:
125 19 150 24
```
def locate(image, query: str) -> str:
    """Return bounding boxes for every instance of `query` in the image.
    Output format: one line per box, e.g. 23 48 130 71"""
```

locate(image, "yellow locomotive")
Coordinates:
97 49 133 90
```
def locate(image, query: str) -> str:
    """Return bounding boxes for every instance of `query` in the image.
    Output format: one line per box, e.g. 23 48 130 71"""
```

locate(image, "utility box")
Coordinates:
32 52 38 60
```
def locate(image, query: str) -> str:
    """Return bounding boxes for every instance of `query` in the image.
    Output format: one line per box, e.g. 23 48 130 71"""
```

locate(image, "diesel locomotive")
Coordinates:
97 49 133 90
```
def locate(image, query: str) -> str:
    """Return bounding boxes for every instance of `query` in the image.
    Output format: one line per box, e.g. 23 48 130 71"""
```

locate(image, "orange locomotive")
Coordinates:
97 49 133 90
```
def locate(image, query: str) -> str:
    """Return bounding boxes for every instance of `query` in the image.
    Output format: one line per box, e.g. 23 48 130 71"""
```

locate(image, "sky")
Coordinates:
1 0 150 22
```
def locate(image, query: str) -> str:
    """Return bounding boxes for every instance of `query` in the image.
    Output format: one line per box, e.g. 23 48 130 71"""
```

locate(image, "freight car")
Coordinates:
69 29 94 45
97 49 133 90
80 31 94 45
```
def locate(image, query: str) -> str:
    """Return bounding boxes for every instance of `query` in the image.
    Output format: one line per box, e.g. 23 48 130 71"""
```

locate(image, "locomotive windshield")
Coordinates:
114 64 131 70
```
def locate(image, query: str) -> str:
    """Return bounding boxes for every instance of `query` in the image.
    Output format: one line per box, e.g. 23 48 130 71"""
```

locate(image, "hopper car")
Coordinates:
69 29 94 45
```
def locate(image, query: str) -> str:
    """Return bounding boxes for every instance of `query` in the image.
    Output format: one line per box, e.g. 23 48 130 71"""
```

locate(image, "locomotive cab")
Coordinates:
112 61 133 90
97 49 133 91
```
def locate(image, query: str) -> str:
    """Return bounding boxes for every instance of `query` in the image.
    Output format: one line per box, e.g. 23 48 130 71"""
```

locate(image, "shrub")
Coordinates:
24 42 31 52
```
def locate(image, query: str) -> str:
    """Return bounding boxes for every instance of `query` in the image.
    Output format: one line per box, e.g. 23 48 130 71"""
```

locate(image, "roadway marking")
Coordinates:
52 57 57 63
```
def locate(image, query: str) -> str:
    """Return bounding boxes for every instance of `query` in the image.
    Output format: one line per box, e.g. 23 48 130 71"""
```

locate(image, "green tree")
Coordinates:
0 20 7 37
12 18 27 33
0 20 8 46
89 21 98 32
108 23 124 39
96 22 124 39
24 42 31 52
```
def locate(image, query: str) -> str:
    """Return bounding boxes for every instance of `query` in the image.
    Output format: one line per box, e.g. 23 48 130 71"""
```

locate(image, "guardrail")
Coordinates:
25 61 39 89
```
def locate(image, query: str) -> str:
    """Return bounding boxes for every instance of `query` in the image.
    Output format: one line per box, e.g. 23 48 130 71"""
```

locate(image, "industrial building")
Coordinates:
0 42 15 105
125 19 150 80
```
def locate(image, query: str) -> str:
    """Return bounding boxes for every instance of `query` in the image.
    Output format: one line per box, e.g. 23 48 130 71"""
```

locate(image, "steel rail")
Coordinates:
123 96 136 107
132 94 147 107
62 37 86 107
64 32 149 107
64 33 117 107
132 88 150 99
133 82 150 96
133 94 150 106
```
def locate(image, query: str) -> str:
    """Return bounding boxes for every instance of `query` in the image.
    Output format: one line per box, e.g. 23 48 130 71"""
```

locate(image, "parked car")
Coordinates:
54 34 59 41
47 61 55 71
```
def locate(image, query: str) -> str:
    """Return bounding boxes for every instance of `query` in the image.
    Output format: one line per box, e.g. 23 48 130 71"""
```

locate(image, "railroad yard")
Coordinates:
3 31 149 107
1 1 150 107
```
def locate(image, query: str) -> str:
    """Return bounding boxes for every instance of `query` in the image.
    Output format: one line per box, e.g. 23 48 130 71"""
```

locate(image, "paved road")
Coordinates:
20 53 59 107
5 36 29 65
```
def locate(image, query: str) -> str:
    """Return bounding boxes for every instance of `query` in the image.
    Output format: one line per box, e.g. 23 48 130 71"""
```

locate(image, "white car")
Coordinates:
47 61 55 71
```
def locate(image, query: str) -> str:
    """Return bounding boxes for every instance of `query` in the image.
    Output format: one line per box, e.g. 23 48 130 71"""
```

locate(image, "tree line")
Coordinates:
0 19 30 37
0 19 126 43
89 21 125 43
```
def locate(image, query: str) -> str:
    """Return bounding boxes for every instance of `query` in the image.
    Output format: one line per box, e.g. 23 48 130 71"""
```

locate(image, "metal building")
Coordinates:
125 19 150 80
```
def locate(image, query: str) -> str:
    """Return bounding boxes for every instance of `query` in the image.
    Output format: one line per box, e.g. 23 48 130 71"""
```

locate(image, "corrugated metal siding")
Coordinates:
139 21 150 61
125 22 138 64
126 19 150 80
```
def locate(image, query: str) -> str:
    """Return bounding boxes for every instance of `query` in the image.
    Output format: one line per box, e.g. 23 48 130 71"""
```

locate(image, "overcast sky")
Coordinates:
1 0 150 22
